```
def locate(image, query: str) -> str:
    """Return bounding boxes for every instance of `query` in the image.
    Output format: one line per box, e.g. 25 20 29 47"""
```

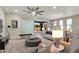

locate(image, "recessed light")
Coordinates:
15 9 18 13
53 6 56 9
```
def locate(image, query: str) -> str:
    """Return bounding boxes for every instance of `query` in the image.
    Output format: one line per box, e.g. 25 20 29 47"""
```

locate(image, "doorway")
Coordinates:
34 21 46 32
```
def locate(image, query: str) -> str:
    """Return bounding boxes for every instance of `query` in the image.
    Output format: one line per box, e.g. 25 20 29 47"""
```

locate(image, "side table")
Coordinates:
50 44 64 53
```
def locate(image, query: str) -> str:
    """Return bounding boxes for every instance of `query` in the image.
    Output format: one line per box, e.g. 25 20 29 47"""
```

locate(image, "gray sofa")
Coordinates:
41 31 53 41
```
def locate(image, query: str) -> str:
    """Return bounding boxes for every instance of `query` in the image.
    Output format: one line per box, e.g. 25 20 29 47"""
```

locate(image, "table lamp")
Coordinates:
52 30 63 48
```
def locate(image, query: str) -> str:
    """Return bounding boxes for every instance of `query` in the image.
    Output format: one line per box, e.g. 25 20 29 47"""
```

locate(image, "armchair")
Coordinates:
0 37 9 52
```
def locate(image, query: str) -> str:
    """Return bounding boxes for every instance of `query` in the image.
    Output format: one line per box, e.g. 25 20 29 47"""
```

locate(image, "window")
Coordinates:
66 18 72 31
60 26 63 30
53 21 57 26
59 20 63 25
67 18 72 25
59 20 63 30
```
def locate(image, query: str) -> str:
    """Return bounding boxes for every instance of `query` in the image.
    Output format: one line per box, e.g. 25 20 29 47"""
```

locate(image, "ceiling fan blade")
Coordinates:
25 13 32 15
22 10 32 13
37 11 44 13
37 13 43 15
35 7 39 11
27 11 32 13
32 8 34 11
27 7 32 11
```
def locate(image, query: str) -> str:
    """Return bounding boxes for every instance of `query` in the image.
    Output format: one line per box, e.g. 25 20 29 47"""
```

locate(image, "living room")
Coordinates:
0 6 79 53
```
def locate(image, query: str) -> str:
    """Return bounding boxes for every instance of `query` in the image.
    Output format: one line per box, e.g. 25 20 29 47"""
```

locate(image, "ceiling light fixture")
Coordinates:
15 9 18 13
32 11 36 15
22 7 44 17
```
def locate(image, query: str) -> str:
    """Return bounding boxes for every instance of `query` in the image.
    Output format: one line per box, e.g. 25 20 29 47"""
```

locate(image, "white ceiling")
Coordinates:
1 6 79 20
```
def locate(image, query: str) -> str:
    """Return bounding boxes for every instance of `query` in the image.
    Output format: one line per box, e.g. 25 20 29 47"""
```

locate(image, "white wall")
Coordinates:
22 19 34 34
6 14 35 39
72 15 79 37
6 14 22 39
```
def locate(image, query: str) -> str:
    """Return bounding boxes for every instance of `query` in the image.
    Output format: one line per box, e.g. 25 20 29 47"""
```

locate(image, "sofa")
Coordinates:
41 31 53 41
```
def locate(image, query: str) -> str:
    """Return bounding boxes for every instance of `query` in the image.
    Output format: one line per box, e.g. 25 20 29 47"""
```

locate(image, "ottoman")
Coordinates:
25 37 41 47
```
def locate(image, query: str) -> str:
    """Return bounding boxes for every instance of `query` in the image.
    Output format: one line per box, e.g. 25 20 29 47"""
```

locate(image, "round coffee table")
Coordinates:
50 44 64 53
25 37 41 47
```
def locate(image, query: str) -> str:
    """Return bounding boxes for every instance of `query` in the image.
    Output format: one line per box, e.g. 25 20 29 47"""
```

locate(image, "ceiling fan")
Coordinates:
22 7 44 16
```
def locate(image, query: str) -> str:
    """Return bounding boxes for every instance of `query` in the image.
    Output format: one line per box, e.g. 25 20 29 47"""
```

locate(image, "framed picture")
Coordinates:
12 20 18 28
